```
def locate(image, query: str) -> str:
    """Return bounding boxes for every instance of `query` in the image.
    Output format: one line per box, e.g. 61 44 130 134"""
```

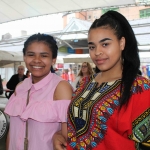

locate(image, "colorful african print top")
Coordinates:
67 75 150 150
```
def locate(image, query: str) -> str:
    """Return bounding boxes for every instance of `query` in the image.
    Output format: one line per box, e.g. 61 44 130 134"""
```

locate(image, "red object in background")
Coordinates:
68 72 75 82
75 49 83 54
61 73 69 81
57 63 64 68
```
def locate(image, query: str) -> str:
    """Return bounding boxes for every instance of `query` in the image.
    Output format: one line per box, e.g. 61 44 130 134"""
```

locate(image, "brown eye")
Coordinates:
88 46 95 50
41 54 48 57
102 43 109 47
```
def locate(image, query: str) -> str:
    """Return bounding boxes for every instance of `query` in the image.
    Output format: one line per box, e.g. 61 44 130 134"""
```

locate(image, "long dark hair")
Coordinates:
89 11 140 108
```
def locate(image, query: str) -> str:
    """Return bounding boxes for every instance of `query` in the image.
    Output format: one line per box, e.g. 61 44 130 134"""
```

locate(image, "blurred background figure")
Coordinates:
72 62 93 91
25 70 31 77
68 68 75 84
0 75 3 95
50 66 55 73
6 65 27 99
142 66 148 79
61 69 69 81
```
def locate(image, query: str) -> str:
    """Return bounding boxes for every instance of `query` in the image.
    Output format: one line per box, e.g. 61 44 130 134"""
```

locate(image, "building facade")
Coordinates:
63 5 150 28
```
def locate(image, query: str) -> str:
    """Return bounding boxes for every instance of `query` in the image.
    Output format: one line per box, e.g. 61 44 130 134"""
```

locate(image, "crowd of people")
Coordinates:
1 10 150 150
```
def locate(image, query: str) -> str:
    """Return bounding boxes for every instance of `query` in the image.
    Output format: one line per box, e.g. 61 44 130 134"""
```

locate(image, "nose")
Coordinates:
95 47 103 56
33 55 41 63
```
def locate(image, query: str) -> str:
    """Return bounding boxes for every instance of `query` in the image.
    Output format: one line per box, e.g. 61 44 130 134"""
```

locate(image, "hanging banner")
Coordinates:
67 47 75 54
58 47 67 53
75 49 83 54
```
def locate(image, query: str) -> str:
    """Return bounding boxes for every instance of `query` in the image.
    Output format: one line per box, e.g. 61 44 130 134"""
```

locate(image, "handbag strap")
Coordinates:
24 90 30 150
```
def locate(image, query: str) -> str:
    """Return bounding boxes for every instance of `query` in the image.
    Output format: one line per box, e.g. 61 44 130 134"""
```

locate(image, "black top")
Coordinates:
6 74 27 91
0 75 3 95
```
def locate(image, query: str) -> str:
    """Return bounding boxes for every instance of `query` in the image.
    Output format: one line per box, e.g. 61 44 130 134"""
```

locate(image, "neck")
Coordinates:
96 65 122 83
82 73 88 77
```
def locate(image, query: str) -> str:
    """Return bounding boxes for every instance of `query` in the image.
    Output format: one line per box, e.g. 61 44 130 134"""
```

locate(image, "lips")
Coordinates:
95 58 107 65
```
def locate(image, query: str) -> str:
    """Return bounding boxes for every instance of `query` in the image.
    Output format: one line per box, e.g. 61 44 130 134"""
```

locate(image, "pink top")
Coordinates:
5 72 71 150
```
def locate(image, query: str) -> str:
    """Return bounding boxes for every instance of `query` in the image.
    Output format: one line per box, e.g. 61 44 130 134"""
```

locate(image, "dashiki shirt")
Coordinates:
67 75 150 150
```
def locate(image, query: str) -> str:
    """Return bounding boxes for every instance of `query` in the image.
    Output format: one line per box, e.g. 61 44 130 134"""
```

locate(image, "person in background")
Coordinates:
0 75 3 95
142 66 149 79
71 62 93 91
53 11 150 150
6 65 27 98
50 66 55 73
26 70 31 77
4 33 72 150
61 69 69 81
68 68 75 84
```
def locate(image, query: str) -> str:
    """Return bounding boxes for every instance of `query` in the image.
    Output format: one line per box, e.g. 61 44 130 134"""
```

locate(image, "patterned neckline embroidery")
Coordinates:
68 76 150 150
68 78 121 149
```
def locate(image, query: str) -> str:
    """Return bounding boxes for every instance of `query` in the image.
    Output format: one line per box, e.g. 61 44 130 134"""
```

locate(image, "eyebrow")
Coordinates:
88 38 112 45
26 51 50 54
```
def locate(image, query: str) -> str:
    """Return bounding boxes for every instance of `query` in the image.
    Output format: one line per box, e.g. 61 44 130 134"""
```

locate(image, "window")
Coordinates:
88 15 91 19
102 8 119 14
140 8 150 18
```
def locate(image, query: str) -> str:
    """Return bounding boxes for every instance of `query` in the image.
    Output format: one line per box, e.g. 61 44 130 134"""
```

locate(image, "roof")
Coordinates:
130 18 150 46
1 16 150 66
0 0 141 24
0 17 150 51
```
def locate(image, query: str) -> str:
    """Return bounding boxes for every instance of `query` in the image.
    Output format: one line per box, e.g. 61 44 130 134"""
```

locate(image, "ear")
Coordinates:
52 58 56 65
120 37 125 51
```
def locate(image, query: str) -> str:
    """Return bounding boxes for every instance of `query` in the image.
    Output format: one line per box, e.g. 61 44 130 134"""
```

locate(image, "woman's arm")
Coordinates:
61 122 67 141
53 131 67 150
53 80 73 149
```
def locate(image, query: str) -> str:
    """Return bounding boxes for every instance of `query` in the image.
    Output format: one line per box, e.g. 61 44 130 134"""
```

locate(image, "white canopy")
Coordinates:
0 0 140 24
63 54 92 63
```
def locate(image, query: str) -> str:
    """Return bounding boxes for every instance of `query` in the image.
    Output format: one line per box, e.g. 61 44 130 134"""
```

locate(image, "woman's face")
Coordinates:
88 27 125 72
24 41 56 83
81 63 88 75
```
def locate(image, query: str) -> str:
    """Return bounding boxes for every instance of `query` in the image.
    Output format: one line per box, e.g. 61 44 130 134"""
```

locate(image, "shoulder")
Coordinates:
14 74 18 77
11 74 18 78
15 78 30 92
24 75 27 78
54 80 73 100
56 80 73 93
132 75 150 93
133 75 150 90
14 81 23 95
129 76 150 122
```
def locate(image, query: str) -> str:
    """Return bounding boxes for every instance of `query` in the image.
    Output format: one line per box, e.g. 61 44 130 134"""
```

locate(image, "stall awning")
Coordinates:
0 0 139 24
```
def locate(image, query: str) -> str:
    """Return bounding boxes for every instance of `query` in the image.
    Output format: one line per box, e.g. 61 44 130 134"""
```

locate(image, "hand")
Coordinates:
53 131 67 150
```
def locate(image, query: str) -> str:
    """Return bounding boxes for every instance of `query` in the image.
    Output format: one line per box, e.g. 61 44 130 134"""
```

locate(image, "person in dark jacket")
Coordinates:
6 65 27 98
0 75 3 95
